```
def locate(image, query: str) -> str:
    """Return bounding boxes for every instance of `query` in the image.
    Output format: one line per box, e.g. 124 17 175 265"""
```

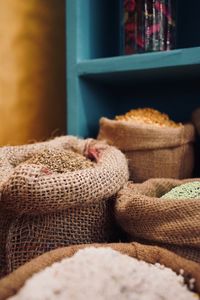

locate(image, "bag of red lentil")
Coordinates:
0 242 199 300
98 109 195 182
0 136 129 276
115 178 200 263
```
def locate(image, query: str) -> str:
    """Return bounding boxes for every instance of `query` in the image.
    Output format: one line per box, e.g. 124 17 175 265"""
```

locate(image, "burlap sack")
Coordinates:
0 136 129 276
115 178 200 263
0 242 199 300
98 117 195 182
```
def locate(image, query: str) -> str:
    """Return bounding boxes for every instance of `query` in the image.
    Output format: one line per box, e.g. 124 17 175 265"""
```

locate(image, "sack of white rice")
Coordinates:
0 242 199 300
0 136 129 276
7 247 198 300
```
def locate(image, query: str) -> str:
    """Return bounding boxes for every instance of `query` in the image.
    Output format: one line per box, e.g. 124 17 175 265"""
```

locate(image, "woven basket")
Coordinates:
0 136 129 276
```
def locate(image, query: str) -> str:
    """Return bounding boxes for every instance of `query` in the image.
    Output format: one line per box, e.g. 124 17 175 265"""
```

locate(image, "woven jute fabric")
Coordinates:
98 117 195 182
115 178 200 263
0 242 199 300
0 136 129 276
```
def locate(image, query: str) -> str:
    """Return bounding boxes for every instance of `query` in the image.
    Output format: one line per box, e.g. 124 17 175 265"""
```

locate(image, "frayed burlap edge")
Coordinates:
98 117 195 151
0 136 129 214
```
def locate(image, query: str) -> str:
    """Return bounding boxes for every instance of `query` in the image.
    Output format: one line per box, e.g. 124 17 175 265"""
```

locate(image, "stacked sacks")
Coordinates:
98 108 195 182
0 136 129 276
115 178 200 263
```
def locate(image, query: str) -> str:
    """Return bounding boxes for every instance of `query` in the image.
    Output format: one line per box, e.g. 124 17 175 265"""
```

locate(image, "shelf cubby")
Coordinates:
67 0 200 137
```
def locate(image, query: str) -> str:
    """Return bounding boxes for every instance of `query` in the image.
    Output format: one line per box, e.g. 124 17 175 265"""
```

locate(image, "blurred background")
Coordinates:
0 0 66 146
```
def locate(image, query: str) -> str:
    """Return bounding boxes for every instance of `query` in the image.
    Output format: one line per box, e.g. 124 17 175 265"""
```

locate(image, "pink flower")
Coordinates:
148 23 161 35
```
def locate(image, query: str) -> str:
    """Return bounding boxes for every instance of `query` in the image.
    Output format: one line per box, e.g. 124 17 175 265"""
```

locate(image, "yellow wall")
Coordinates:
0 0 66 146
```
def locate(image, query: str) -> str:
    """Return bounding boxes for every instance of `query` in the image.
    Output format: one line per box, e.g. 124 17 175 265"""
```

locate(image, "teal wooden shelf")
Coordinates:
67 0 200 138
78 47 200 79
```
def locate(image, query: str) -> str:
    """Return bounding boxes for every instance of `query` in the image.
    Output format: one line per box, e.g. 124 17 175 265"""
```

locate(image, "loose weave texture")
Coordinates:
0 242 200 300
115 178 200 263
0 136 129 276
98 117 195 182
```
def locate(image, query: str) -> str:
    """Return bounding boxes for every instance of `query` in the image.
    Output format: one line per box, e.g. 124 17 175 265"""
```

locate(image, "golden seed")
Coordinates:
115 108 182 128
25 149 94 173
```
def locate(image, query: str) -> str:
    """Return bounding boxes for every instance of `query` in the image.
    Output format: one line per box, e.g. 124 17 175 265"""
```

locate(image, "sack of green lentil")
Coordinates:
115 178 200 263
0 242 200 300
98 108 195 182
0 136 129 277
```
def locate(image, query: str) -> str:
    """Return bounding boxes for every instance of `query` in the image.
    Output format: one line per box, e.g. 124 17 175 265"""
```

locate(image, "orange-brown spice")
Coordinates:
115 108 182 128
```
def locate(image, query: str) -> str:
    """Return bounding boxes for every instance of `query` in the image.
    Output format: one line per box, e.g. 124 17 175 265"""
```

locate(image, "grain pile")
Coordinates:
115 108 182 128
25 149 94 173
8 248 197 300
162 181 200 199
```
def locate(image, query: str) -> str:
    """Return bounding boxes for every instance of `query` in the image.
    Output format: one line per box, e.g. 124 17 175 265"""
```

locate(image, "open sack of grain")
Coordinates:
98 108 195 182
115 178 200 263
0 243 199 300
0 136 129 276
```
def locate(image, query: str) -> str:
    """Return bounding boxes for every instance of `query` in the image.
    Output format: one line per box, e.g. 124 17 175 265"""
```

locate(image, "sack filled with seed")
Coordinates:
98 108 195 182
0 136 129 276
0 243 200 300
115 178 200 263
